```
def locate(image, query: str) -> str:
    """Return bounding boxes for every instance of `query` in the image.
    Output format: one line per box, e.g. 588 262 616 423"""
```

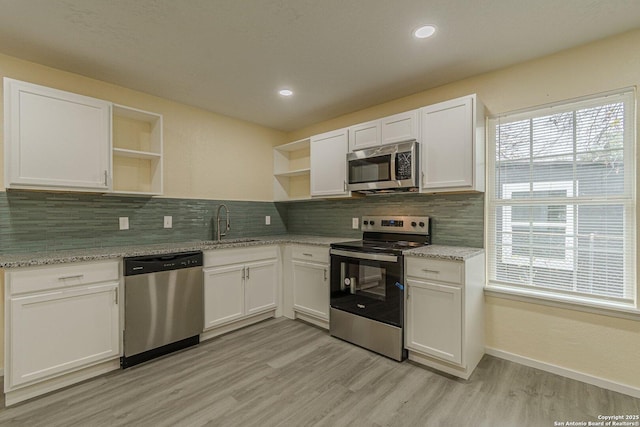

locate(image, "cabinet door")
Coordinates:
405 278 462 364
5 79 111 191
244 259 278 316
203 264 245 329
310 128 349 197
381 110 419 145
420 96 474 191
348 120 380 151
292 260 329 320
8 282 119 388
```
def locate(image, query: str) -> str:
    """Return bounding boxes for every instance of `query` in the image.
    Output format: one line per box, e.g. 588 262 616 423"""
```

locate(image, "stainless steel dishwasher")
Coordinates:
121 251 204 368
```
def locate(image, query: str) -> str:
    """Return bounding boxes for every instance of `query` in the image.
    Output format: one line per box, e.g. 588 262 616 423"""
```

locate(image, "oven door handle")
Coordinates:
330 249 398 263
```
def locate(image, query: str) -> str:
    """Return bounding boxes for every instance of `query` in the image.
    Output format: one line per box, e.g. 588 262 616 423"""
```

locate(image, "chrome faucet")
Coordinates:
215 204 230 240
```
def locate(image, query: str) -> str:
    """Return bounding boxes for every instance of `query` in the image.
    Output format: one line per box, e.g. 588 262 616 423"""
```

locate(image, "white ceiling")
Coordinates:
1 1 640 132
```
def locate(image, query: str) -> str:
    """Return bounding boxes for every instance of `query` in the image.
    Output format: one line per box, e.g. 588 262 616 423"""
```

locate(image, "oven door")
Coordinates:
329 249 404 327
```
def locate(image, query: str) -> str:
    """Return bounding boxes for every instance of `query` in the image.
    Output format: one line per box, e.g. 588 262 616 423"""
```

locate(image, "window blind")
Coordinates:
486 89 636 307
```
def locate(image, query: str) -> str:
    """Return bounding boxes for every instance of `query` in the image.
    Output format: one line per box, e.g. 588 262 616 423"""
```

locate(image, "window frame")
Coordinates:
485 88 637 313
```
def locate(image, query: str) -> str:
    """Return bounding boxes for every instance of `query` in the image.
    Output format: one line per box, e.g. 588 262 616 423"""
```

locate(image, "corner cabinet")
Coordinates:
4 78 111 192
273 138 311 201
4 78 163 195
404 254 485 379
202 246 279 337
420 94 485 193
4 260 121 406
310 128 350 197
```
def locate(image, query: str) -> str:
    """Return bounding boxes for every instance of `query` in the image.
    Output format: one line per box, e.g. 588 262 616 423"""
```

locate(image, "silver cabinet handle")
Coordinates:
343 180 347 192
246 266 250 280
323 269 327 281
241 267 245 280
104 170 108 187
303 253 313 257
114 288 119 305
58 274 84 280
422 269 440 274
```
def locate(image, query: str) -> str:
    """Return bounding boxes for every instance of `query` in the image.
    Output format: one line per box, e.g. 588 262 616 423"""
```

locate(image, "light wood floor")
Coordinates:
1 318 638 426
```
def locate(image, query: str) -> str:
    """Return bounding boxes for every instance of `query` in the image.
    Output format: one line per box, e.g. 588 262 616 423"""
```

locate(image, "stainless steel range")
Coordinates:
329 215 430 361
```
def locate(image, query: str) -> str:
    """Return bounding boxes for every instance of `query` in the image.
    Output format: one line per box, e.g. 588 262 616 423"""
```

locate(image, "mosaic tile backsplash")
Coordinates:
0 190 483 255
0 191 287 254
284 193 484 248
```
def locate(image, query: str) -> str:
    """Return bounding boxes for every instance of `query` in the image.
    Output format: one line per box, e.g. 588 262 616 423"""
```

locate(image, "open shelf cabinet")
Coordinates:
274 138 311 201
112 104 163 195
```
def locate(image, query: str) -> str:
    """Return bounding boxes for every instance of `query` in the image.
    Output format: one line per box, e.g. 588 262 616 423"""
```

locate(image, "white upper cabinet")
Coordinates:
4 78 111 192
348 110 419 151
420 94 485 193
348 120 380 151
310 128 350 197
380 109 419 145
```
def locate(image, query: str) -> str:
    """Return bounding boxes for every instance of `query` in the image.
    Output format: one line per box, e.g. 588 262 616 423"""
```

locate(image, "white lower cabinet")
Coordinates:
282 244 330 329
404 254 485 379
203 246 279 333
406 279 462 364
4 260 121 405
291 260 329 320
203 264 245 327
244 259 279 315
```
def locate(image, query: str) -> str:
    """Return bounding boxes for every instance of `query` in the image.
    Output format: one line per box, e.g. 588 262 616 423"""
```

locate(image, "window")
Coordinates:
487 89 636 309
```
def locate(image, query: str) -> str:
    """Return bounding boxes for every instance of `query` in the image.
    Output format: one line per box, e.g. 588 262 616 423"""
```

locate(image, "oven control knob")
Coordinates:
411 221 417 227
370 221 375 226
363 220 369 225
419 221 425 227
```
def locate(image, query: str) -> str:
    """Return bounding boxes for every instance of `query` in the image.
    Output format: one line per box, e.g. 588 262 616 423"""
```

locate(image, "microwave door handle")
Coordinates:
390 152 397 181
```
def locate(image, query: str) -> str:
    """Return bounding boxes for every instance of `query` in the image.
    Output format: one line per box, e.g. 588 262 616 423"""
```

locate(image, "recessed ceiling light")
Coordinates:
279 89 294 96
414 25 436 39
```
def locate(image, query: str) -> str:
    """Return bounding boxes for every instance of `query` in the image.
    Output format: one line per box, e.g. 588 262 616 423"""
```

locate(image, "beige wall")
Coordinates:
289 29 640 390
0 52 287 200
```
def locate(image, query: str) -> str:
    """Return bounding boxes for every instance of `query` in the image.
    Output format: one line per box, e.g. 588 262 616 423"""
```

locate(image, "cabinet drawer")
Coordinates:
291 245 329 263
8 260 120 295
406 258 463 285
204 245 279 268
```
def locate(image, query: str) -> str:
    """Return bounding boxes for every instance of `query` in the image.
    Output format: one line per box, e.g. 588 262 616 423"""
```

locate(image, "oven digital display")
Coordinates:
382 220 403 227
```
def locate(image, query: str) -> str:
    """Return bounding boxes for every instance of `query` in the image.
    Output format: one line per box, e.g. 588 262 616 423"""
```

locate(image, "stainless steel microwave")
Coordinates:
347 140 419 193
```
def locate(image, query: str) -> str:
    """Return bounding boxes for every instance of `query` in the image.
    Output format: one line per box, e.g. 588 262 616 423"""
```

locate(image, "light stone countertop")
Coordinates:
403 244 484 261
0 235 354 268
0 235 483 268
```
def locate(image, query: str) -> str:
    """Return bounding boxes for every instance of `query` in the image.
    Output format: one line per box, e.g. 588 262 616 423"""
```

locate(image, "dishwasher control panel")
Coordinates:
124 251 203 276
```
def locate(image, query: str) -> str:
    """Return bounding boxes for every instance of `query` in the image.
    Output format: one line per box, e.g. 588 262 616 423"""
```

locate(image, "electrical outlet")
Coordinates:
352 217 359 229
119 217 129 230
164 216 172 228
265 215 271 225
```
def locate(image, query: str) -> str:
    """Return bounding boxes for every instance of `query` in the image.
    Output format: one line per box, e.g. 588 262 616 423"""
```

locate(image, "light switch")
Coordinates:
164 216 172 228
352 217 359 229
119 217 129 230
265 215 271 225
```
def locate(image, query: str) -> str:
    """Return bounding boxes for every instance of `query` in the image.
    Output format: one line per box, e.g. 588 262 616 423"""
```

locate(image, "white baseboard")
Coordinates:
485 347 640 399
